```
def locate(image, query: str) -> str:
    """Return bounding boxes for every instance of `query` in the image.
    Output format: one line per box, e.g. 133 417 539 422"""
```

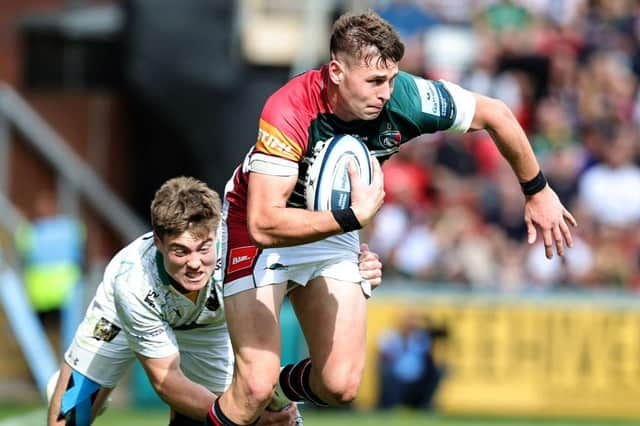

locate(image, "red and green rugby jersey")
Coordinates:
224 64 470 219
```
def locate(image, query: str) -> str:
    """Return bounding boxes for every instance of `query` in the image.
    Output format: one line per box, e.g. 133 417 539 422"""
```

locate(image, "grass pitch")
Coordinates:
94 409 640 426
1 406 638 425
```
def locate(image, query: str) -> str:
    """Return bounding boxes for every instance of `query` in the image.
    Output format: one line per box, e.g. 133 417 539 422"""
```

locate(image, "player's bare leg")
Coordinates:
217 284 288 425
287 276 367 405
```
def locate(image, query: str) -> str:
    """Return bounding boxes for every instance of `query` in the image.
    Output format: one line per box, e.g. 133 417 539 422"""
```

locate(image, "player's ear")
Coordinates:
328 58 344 85
153 233 162 249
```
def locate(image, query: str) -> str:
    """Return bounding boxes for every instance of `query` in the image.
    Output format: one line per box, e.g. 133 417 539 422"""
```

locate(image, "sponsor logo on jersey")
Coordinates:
144 290 159 309
258 127 295 156
228 246 259 273
92 317 121 342
414 77 443 116
378 129 401 148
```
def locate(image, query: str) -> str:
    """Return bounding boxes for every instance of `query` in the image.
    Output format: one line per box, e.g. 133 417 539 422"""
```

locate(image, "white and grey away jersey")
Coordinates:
65 232 232 391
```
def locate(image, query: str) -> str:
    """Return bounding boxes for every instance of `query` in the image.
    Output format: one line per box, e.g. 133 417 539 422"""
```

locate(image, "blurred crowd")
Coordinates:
364 0 640 292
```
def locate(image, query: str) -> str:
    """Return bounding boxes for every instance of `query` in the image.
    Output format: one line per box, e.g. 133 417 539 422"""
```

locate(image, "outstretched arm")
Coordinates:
139 353 216 421
140 353 296 425
469 94 577 258
46 363 112 425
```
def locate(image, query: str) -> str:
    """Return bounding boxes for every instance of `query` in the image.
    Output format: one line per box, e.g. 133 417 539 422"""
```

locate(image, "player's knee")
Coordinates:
324 381 360 405
322 369 362 404
234 355 280 407
236 367 279 407
243 377 278 407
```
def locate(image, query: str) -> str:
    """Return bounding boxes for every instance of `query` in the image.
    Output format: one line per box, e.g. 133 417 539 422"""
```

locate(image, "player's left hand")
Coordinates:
524 185 577 259
359 243 383 289
258 403 298 425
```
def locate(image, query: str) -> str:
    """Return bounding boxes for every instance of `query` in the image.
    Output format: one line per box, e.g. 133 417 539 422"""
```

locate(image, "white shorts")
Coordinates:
221 230 371 298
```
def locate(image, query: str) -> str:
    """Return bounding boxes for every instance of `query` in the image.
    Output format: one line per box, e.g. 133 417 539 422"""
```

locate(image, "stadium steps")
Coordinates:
0 306 42 402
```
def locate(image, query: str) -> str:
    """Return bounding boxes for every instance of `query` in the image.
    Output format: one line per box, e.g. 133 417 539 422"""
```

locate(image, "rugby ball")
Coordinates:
305 134 372 211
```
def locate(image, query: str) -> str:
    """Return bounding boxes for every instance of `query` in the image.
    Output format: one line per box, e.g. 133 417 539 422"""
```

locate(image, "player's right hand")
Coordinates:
524 185 577 258
349 157 384 227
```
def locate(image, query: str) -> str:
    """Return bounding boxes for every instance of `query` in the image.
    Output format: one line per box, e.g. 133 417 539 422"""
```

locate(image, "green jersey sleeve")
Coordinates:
387 72 476 136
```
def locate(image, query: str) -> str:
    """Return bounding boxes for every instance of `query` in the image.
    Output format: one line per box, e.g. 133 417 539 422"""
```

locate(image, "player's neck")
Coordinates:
325 81 356 122
183 290 199 303
170 279 200 302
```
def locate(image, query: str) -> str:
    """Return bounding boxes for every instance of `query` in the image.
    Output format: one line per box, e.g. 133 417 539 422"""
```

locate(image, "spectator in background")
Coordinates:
377 311 446 410
530 97 578 160
15 189 85 351
376 0 439 40
588 223 637 289
530 97 583 206
433 205 498 289
376 0 439 75
575 125 640 289
475 0 536 56
366 142 436 271
482 161 529 243
577 50 637 126
525 235 594 289
577 125 640 228
389 211 440 280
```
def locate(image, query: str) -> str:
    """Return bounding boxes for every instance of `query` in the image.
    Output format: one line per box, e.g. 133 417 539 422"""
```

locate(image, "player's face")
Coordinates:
155 229 217 293
332 54 399 121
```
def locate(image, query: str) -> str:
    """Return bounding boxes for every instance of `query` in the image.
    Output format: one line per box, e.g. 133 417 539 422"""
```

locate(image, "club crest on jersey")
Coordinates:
92 317 121 342
379 130 401 148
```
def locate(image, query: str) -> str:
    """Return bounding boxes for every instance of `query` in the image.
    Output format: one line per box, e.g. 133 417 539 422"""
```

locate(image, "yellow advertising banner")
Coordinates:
358 293 640 419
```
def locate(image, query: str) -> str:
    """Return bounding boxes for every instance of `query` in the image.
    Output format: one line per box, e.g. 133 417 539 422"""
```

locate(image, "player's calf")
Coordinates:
279 357 363 406
278 359 329 407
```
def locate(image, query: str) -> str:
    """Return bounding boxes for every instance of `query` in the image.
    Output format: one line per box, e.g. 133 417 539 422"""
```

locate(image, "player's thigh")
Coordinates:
223 284 287 371
290 275 367 369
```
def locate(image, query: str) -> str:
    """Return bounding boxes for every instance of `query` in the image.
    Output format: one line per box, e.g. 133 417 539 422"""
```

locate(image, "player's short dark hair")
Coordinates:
150 176 221 241
330 11 404 67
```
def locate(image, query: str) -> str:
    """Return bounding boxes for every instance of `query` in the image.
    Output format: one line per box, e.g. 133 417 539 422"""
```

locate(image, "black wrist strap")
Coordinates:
520 170 547 196
332 208 362 232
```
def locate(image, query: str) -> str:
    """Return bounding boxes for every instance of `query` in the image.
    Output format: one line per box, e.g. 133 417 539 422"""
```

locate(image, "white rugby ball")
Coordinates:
305 134 372 211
